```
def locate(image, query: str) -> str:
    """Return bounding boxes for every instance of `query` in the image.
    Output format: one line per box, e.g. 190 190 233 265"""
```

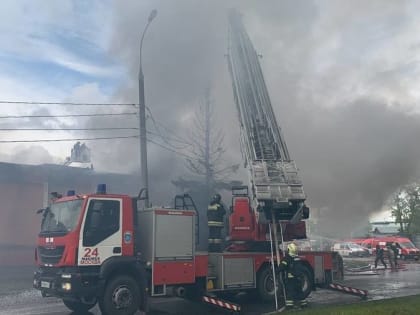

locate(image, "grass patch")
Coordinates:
290 295 420 315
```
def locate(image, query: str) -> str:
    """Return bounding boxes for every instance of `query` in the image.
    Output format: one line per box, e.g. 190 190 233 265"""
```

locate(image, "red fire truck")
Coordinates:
33 186 342 314
33 10 344 314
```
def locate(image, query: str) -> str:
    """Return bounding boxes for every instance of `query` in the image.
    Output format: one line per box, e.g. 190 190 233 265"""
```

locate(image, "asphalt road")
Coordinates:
1 261 420 315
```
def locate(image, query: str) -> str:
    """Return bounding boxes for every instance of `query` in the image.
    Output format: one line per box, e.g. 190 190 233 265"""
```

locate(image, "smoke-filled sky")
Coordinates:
1 0 420 235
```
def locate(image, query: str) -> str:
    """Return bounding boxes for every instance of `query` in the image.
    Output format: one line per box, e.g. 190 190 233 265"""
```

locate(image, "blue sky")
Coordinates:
0 0 127 162
0 0 122 101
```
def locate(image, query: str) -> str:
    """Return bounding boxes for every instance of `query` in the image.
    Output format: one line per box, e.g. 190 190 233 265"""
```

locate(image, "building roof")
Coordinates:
0 161 139 195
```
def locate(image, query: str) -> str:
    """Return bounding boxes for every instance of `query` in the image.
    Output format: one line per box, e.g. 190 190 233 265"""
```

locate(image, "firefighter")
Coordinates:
390 242 400 268
374 244 387 269
386 244 396 271
207 193 226 252
280 243 307 309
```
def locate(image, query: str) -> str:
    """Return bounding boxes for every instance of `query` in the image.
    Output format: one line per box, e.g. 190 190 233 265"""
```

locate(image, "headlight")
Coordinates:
62 282 72 291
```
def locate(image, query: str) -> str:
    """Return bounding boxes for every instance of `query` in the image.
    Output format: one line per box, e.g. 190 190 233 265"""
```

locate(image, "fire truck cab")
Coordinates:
33 186 149 314
33 185 342 315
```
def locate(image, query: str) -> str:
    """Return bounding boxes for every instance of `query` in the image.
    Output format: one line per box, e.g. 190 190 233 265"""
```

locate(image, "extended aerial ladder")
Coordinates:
227 10 309 226
226 11 312 310
226 9 309 265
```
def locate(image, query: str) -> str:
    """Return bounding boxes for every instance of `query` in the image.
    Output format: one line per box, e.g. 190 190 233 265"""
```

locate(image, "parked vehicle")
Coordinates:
332 242 370 257
354 237 419 260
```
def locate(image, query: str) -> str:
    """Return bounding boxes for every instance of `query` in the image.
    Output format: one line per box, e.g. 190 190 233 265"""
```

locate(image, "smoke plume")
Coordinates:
76 0 420 235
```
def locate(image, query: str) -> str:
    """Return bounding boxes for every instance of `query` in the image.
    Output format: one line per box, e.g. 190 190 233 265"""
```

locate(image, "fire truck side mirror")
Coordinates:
137 188 148 201
302 205 309 219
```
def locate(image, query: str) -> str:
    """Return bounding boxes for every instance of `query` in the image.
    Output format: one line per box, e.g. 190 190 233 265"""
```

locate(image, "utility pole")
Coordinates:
204 89 211 196
139 9 157 208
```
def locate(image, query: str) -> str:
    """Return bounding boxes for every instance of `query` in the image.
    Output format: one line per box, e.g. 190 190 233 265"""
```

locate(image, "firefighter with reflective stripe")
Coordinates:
280 243 307 308
207 193 226 252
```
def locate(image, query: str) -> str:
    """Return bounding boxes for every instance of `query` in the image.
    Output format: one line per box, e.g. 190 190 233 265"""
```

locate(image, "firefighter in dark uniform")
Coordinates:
207 193 226 252
279 243 307 309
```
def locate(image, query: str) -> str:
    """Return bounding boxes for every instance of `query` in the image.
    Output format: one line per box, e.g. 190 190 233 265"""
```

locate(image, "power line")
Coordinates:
146 129 192 147
0 135 200 163
0 112 137 119
0 127 138 131
0 131 201 163
0 100 138 106
0 128 193 137
148 138 200 162
146 106 193 148
0 135 139 143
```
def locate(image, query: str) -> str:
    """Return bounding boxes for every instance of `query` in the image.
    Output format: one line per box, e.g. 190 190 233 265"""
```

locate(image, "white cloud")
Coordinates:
0 77 111 165
0 1 124 166
0 0 119 78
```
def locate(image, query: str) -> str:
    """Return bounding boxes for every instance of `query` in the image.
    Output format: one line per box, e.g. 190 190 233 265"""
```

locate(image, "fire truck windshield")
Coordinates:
40 199 83 236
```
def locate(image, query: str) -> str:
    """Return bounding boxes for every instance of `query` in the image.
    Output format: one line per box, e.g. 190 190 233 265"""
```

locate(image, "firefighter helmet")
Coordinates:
287 243 298 256
212 193 221 203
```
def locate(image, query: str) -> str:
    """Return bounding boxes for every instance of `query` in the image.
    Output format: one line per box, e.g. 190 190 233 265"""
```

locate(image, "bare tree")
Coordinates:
178 89 239 197
171 89 240 250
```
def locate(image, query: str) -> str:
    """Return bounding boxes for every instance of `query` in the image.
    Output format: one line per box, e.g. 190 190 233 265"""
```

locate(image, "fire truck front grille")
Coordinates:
38 246 65 264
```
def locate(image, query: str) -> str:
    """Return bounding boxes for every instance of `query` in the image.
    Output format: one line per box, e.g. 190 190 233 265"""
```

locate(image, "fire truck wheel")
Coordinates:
62 299 96 312
99 275 140 315
256 266 279 303
295 263 313 299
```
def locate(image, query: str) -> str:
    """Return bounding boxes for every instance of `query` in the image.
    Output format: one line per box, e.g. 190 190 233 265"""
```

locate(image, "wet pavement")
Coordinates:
1 261 419 315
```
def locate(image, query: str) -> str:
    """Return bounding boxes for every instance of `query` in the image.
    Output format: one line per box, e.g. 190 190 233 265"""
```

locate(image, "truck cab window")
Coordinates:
83 199 120 246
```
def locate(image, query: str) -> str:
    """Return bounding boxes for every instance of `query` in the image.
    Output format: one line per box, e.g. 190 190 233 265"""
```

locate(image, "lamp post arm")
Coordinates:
139 20 152 76
138 10 157 209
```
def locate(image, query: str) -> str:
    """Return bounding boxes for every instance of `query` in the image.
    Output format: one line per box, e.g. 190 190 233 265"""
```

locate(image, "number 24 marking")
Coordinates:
84 247 98 257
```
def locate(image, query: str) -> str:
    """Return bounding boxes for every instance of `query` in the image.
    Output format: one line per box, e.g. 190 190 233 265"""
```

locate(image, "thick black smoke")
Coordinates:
81 0 420 235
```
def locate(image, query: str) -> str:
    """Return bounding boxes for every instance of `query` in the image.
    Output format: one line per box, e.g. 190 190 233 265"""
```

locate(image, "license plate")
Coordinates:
41 281 50 288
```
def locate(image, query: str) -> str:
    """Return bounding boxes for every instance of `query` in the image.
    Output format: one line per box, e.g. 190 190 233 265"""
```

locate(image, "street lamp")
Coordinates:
139 9 157 208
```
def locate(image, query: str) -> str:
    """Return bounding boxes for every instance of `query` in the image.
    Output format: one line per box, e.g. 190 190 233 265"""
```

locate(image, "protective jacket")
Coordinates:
207 202 226 227
207 201 226 252
280 254 300 279
280 254 306 308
